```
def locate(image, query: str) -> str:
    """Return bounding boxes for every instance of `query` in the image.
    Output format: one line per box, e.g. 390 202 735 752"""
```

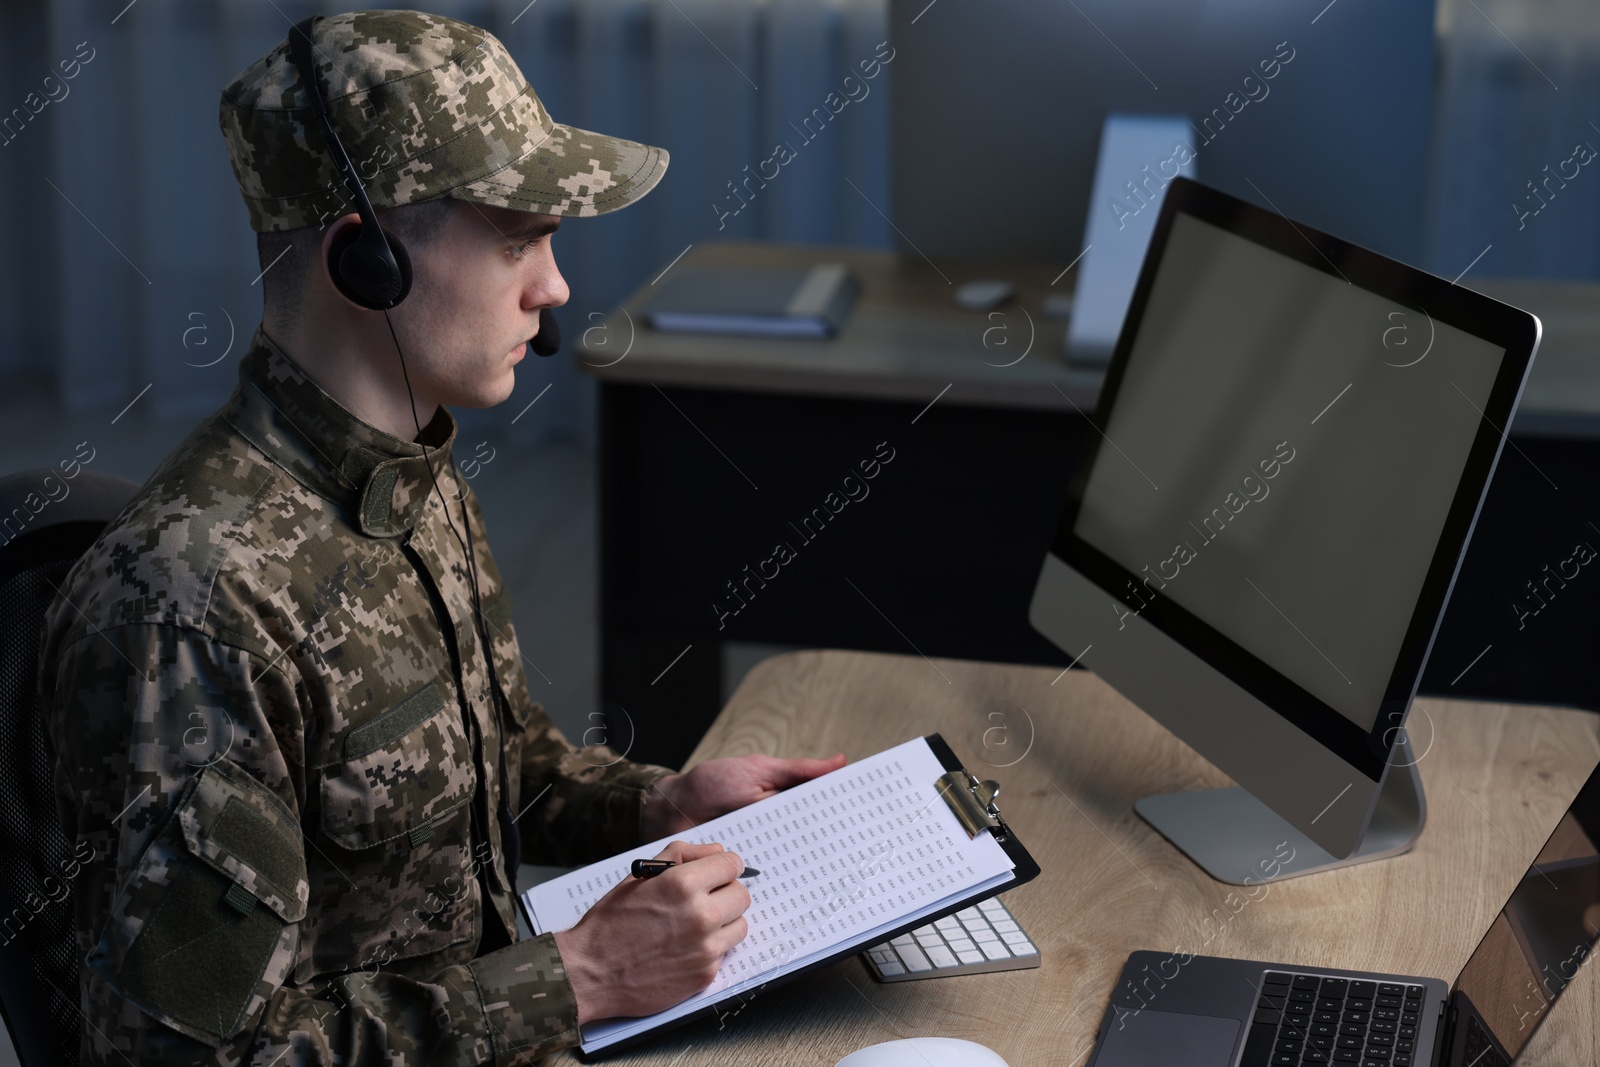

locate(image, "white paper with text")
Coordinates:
520 736 1017 1052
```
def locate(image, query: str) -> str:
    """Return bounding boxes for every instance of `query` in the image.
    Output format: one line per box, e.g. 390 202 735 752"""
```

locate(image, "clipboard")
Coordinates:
565 732 1041 1060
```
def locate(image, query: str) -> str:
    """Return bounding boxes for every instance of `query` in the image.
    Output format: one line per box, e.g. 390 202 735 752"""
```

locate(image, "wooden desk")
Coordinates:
582 243 1600 769
552 650 1600 1066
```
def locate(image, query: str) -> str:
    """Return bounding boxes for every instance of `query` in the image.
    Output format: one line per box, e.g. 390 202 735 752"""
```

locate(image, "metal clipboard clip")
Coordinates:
935 769 1010 840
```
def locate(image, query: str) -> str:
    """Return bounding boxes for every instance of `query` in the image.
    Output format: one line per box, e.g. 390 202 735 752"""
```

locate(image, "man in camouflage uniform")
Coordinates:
39 11 845 1065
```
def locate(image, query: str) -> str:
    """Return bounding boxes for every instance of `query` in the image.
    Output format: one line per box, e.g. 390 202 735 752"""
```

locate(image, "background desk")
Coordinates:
550 649 1600 1066
581 242 1600 769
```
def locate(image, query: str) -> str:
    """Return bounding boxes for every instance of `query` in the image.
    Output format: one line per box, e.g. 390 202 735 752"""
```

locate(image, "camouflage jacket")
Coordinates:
39 325 676 1065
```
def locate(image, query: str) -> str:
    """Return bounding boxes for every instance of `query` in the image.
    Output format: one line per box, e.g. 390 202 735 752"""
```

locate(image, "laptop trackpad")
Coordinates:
1094 1008 1240 1066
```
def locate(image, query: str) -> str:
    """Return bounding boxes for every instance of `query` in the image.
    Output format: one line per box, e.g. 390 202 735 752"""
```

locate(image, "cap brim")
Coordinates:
450 122 668 219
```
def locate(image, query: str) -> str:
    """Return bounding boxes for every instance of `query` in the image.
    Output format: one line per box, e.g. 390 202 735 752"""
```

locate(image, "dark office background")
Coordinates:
2 2 1598 1059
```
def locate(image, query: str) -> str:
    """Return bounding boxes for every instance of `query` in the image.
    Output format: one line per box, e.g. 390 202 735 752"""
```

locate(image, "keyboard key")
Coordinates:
869 949 892 963
934 917 961 932
1317 998 1345 1012
915 932 942 949
1009 940 1038 956
1378 984 1404 996
1303 1051 1331 1064
957 907 982 922
1270 1054 1296 1066
1291 989 1318 1003
1376 995 1403 1009
899 945 933 972
890 935 915 948
972 928 1000 943
1001 930 1030 945
993 919 1020 933
1346 998 1373 1013
1403 985 1423 1001
927 945 957 968
1349 982 1377 999
980 940 1012 961
947 938 976 954
1334 1052 1361 1063
1320 978 1349 998
878 959 905 976
1295 975 1322 990
1264 971 1292 986
1315 1011 1339 1024
955 949 984 965
1254 1008 1284 1025
978 898 1006 914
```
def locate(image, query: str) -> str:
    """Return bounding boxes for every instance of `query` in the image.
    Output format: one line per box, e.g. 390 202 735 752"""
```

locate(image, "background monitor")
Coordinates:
1030 177 1541 881
888 0 1436 269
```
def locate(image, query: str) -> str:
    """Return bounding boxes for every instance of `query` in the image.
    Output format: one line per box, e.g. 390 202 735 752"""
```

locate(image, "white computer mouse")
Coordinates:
834 1036 1010 1067
954 278 1016 311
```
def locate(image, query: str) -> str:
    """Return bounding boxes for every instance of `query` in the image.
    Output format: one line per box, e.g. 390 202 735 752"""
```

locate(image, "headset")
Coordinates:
287 14 545 896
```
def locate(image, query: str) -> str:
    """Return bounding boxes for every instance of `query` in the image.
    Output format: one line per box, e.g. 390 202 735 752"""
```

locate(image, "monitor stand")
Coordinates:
1133 736 1426 885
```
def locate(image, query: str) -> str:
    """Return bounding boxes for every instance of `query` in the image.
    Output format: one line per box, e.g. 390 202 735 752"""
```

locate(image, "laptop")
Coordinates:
1086 755 1600 1067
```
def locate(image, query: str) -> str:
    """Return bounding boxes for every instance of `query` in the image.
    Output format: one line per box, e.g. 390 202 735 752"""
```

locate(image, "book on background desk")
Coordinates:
519 734 1040 1059
635 262 862 338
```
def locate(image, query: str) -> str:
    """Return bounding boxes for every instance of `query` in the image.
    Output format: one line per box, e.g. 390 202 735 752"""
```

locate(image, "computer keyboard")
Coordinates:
1240 971 1426 1067
861 895 1040 982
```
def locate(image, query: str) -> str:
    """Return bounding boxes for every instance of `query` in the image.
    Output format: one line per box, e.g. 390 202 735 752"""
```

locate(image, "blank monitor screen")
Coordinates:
1069 211 1507 733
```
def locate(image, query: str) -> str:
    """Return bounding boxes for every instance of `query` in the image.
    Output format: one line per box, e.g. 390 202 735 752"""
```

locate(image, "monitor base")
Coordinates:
1134 738 1426 885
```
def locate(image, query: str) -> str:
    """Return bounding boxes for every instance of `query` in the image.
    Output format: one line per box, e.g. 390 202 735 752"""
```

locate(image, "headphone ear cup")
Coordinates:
387 233 413 305
327 223 413 309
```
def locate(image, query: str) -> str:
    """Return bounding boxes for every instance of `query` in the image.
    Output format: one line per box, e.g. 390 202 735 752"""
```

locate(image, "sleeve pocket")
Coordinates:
88 760 307 1048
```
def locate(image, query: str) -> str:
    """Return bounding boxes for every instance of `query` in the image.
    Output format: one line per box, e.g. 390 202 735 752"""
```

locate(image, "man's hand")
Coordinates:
640 752 847 840
553 840 751 1025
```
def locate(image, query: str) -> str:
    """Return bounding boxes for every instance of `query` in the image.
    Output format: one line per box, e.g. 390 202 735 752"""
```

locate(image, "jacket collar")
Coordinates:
224 325 457 538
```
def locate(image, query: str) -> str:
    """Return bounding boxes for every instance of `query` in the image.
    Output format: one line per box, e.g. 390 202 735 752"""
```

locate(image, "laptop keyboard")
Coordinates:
861 896 1040 982
1240 971 1426 1067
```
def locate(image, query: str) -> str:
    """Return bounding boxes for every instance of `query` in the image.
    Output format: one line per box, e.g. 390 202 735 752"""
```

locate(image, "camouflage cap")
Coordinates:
219 9 669 233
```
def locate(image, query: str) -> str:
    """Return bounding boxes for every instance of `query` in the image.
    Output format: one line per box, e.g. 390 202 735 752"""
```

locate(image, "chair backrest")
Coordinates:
0 468 139 1067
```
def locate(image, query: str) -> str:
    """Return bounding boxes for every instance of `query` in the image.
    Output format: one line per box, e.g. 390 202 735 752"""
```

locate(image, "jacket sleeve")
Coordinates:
512 699 679 869
44 620 583 1066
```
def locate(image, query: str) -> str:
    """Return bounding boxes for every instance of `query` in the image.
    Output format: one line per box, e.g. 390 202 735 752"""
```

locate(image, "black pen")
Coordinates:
632 858 760 879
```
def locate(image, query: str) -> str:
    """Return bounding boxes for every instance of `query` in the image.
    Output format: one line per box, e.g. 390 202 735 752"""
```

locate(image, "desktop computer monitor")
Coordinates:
1029 177 1542 883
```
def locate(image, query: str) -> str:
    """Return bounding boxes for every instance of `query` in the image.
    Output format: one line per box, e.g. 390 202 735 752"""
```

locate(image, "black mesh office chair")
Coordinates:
0 468 139 1067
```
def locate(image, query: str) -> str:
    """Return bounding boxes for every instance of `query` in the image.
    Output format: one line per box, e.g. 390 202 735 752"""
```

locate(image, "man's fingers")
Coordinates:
766 752 848 789
676 847 744 893
710 914 750 956
654 840 725 863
